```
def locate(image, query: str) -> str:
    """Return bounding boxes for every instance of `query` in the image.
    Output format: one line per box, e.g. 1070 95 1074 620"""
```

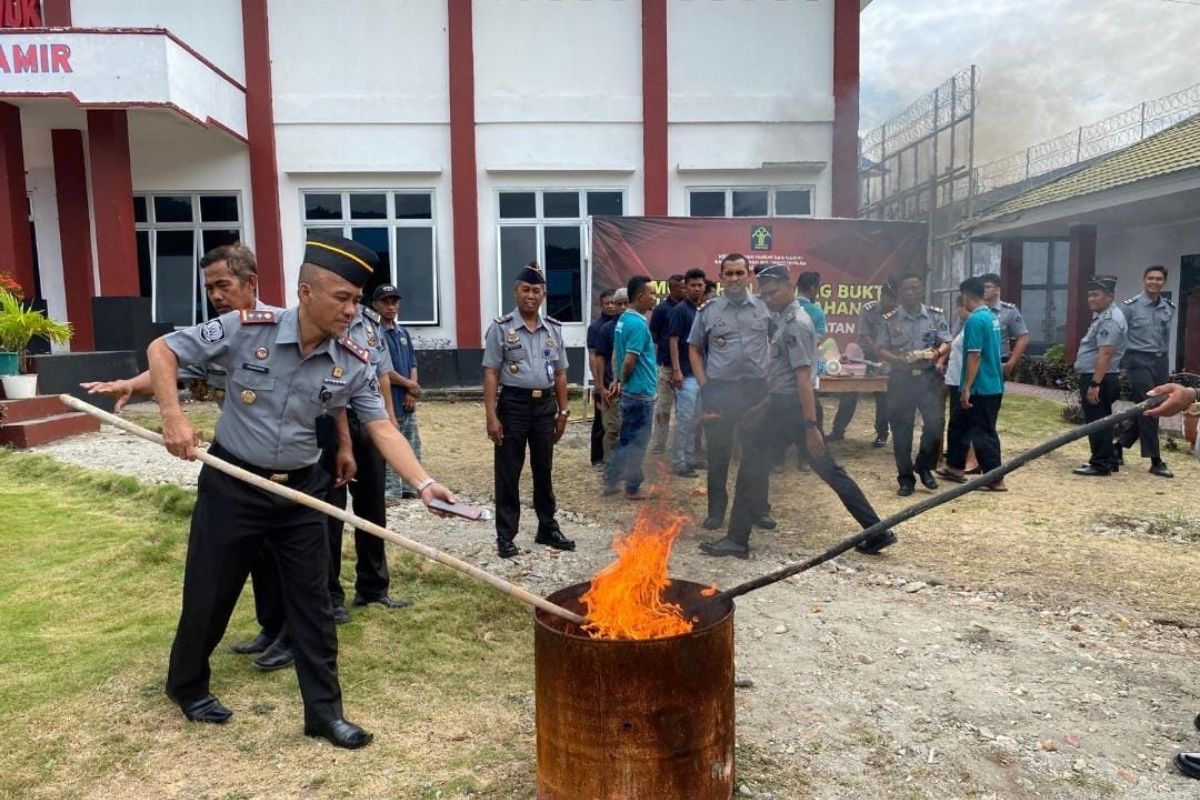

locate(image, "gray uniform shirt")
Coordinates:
482 310 568 389
988 300 1029 358
1119 292 1174 355
351 305 395 377
878 304 952 354
1073 304 1127 375
767 301 818 396
686 292 772 381
180 298 279 388
163 307 387 470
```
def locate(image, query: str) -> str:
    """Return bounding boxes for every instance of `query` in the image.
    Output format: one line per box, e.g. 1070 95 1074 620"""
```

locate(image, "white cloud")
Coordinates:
861 0 1200 162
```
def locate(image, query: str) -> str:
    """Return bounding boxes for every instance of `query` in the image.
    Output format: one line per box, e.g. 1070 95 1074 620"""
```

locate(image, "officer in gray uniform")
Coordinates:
829 280 896 446
1072 275 1128 476
483 264 574 559
877 273 952 496
1117 265 1175 477
699 265 897 558
687 253 772 529
150 232 454 749
979 272 1030 372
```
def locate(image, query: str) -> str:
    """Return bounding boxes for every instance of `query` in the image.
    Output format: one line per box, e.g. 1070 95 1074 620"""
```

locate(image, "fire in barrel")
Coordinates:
534 505 736 800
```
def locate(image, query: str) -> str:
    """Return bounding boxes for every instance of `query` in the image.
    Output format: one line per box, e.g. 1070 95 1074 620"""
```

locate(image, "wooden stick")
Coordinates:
59 395 586 626
714 397 1162 605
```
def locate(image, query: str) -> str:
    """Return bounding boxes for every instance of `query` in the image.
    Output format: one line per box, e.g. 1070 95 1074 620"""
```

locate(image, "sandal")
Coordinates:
934 469 967 484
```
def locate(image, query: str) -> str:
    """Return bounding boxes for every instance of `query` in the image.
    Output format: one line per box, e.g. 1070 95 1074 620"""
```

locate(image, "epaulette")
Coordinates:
494 313 512 324
545 315 562 326
1165 297 1176 308
882 308 898 320
240 309 276 325
1000 300 1017 308
1122 297 1136 305
863 300 878 310
697 299 714 311
928 305 944 315
337 336 370 364
362 306 382 323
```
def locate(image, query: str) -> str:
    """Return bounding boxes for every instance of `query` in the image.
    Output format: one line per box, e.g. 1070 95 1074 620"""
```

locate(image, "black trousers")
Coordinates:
590 397 605 466
1080 372 1121 472
325 411 389 606
963 393 1003 474
888 369 944 480
701 378 767 521
1118 351 1168 460
831 391 890 438
945 386 970 470
166 449 342 724
247 543 285 639
494 389 559 545
729 394 883 547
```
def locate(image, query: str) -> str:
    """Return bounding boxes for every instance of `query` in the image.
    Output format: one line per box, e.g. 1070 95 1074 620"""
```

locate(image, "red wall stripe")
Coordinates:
1065 225 1097 364
51 129 94 350
831 0 861 218
86 109 139 296
641 0 668 216
240 0 285 306
448 0 481 348
0 102 35 297
41 0 71 26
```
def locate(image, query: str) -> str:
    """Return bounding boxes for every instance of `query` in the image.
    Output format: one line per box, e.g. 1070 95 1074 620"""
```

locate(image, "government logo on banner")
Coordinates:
750 225 773 251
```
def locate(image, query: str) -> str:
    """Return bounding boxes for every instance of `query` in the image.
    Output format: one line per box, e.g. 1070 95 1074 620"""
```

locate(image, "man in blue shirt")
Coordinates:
957 276 1006 490
668 268 707 476
586 289 618 467
649 274 685 454
373 285 424 499
603 276 658 499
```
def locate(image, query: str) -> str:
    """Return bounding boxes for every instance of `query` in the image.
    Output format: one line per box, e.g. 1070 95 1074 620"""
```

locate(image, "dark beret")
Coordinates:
304 232 378 289
755 263 790 283
1087 275 1118 293
515 264 546 285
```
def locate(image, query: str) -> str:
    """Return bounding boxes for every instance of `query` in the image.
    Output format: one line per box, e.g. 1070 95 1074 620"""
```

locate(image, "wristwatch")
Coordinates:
557 408 571 418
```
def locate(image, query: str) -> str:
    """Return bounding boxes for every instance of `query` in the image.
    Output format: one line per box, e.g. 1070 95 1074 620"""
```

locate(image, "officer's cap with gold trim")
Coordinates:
754 263 790 284
304 232 378 289
1086 275 1118 293
515 262 546 285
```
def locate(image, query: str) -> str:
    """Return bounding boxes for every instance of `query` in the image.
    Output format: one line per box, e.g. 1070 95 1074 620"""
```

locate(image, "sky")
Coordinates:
860 0 1200 164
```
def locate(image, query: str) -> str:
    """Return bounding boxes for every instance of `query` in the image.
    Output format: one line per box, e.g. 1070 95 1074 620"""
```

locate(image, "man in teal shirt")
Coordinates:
796 271 826 336
958 276 1006 491
603 276 659 499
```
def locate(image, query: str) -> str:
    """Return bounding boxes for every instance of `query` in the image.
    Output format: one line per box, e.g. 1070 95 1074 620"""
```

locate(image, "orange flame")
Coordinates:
581 505 694 640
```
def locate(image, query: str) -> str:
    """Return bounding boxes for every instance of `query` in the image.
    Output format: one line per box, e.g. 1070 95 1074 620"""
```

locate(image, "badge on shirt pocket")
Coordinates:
545 362 555 383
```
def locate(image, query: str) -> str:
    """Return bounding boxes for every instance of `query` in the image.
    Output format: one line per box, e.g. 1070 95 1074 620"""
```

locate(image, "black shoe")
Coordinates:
702 515 724 530
897 479 915 497
855 530 898 555
917 469 938 490
353 595 414 610
174 694 232 724
229 630 274 655
1072 465 1111 477
498 541 521 559
534 529 576 551
826 430 845 443
304 718 373 750
1150 461 1174 478
1175 752 1200 780
252 639 294 672
699 537 750 559
331 605 351 625
673 468 698 478
872 434 888 448
755 516 777 530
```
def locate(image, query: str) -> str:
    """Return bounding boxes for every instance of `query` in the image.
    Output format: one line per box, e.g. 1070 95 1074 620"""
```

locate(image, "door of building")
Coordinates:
1177 253 1200 373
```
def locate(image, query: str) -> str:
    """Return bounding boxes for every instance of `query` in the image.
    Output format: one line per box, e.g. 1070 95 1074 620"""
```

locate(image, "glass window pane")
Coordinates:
394 192 432 220
586 191 623 217
155 230 196 326
350 227 392 301
1051 241 1070 286
349 193 387 220
732 190 768 217
1049 288 1068 344
133 196 148 224
543 191 580 219
499 226 538 313
305 226 344 239
689 191 726 217
544 225 582 323
394 227 436 323
304 193 342 220
499 192 536 219
1022 242 1049 285
136 230 151 297
1020 289 1048 344
775 189 812 216
154 195 193 223
199 195 239 223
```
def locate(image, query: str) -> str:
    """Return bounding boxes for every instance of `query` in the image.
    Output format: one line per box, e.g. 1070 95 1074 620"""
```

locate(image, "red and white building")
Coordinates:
1 0 866 369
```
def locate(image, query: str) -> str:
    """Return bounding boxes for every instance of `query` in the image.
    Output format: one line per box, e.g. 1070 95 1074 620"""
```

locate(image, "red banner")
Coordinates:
591 216 927 349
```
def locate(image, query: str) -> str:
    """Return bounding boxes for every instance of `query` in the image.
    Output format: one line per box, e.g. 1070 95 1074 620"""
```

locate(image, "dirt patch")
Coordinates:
1093 513 1200 544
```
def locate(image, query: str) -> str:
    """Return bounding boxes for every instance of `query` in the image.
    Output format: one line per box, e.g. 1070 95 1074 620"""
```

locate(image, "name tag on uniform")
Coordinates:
241 362 270 374
322 378 347 387
545 362 555 383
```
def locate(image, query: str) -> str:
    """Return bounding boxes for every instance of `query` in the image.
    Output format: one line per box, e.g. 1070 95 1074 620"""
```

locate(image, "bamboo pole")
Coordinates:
714 397 1163 605
59 395 586 626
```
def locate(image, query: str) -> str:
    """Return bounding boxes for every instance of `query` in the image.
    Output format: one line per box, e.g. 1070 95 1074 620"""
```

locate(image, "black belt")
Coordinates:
1129 349 1167 358
501 386 555 400
209 441 319 484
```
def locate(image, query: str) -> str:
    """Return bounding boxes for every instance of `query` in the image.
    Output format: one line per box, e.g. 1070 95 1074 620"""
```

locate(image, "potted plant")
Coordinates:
0 286 72 399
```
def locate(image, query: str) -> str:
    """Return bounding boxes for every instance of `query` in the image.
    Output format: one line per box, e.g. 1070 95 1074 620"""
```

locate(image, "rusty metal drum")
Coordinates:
533 579 736 800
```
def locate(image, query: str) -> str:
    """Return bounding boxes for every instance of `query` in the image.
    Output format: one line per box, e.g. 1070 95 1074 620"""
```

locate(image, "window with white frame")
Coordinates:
687 186 814 218
301 190 438 325
134 193 242 327
496 189 625 322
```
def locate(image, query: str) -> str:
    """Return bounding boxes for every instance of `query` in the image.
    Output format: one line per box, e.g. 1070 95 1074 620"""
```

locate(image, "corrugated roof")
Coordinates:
967 113 1200 226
